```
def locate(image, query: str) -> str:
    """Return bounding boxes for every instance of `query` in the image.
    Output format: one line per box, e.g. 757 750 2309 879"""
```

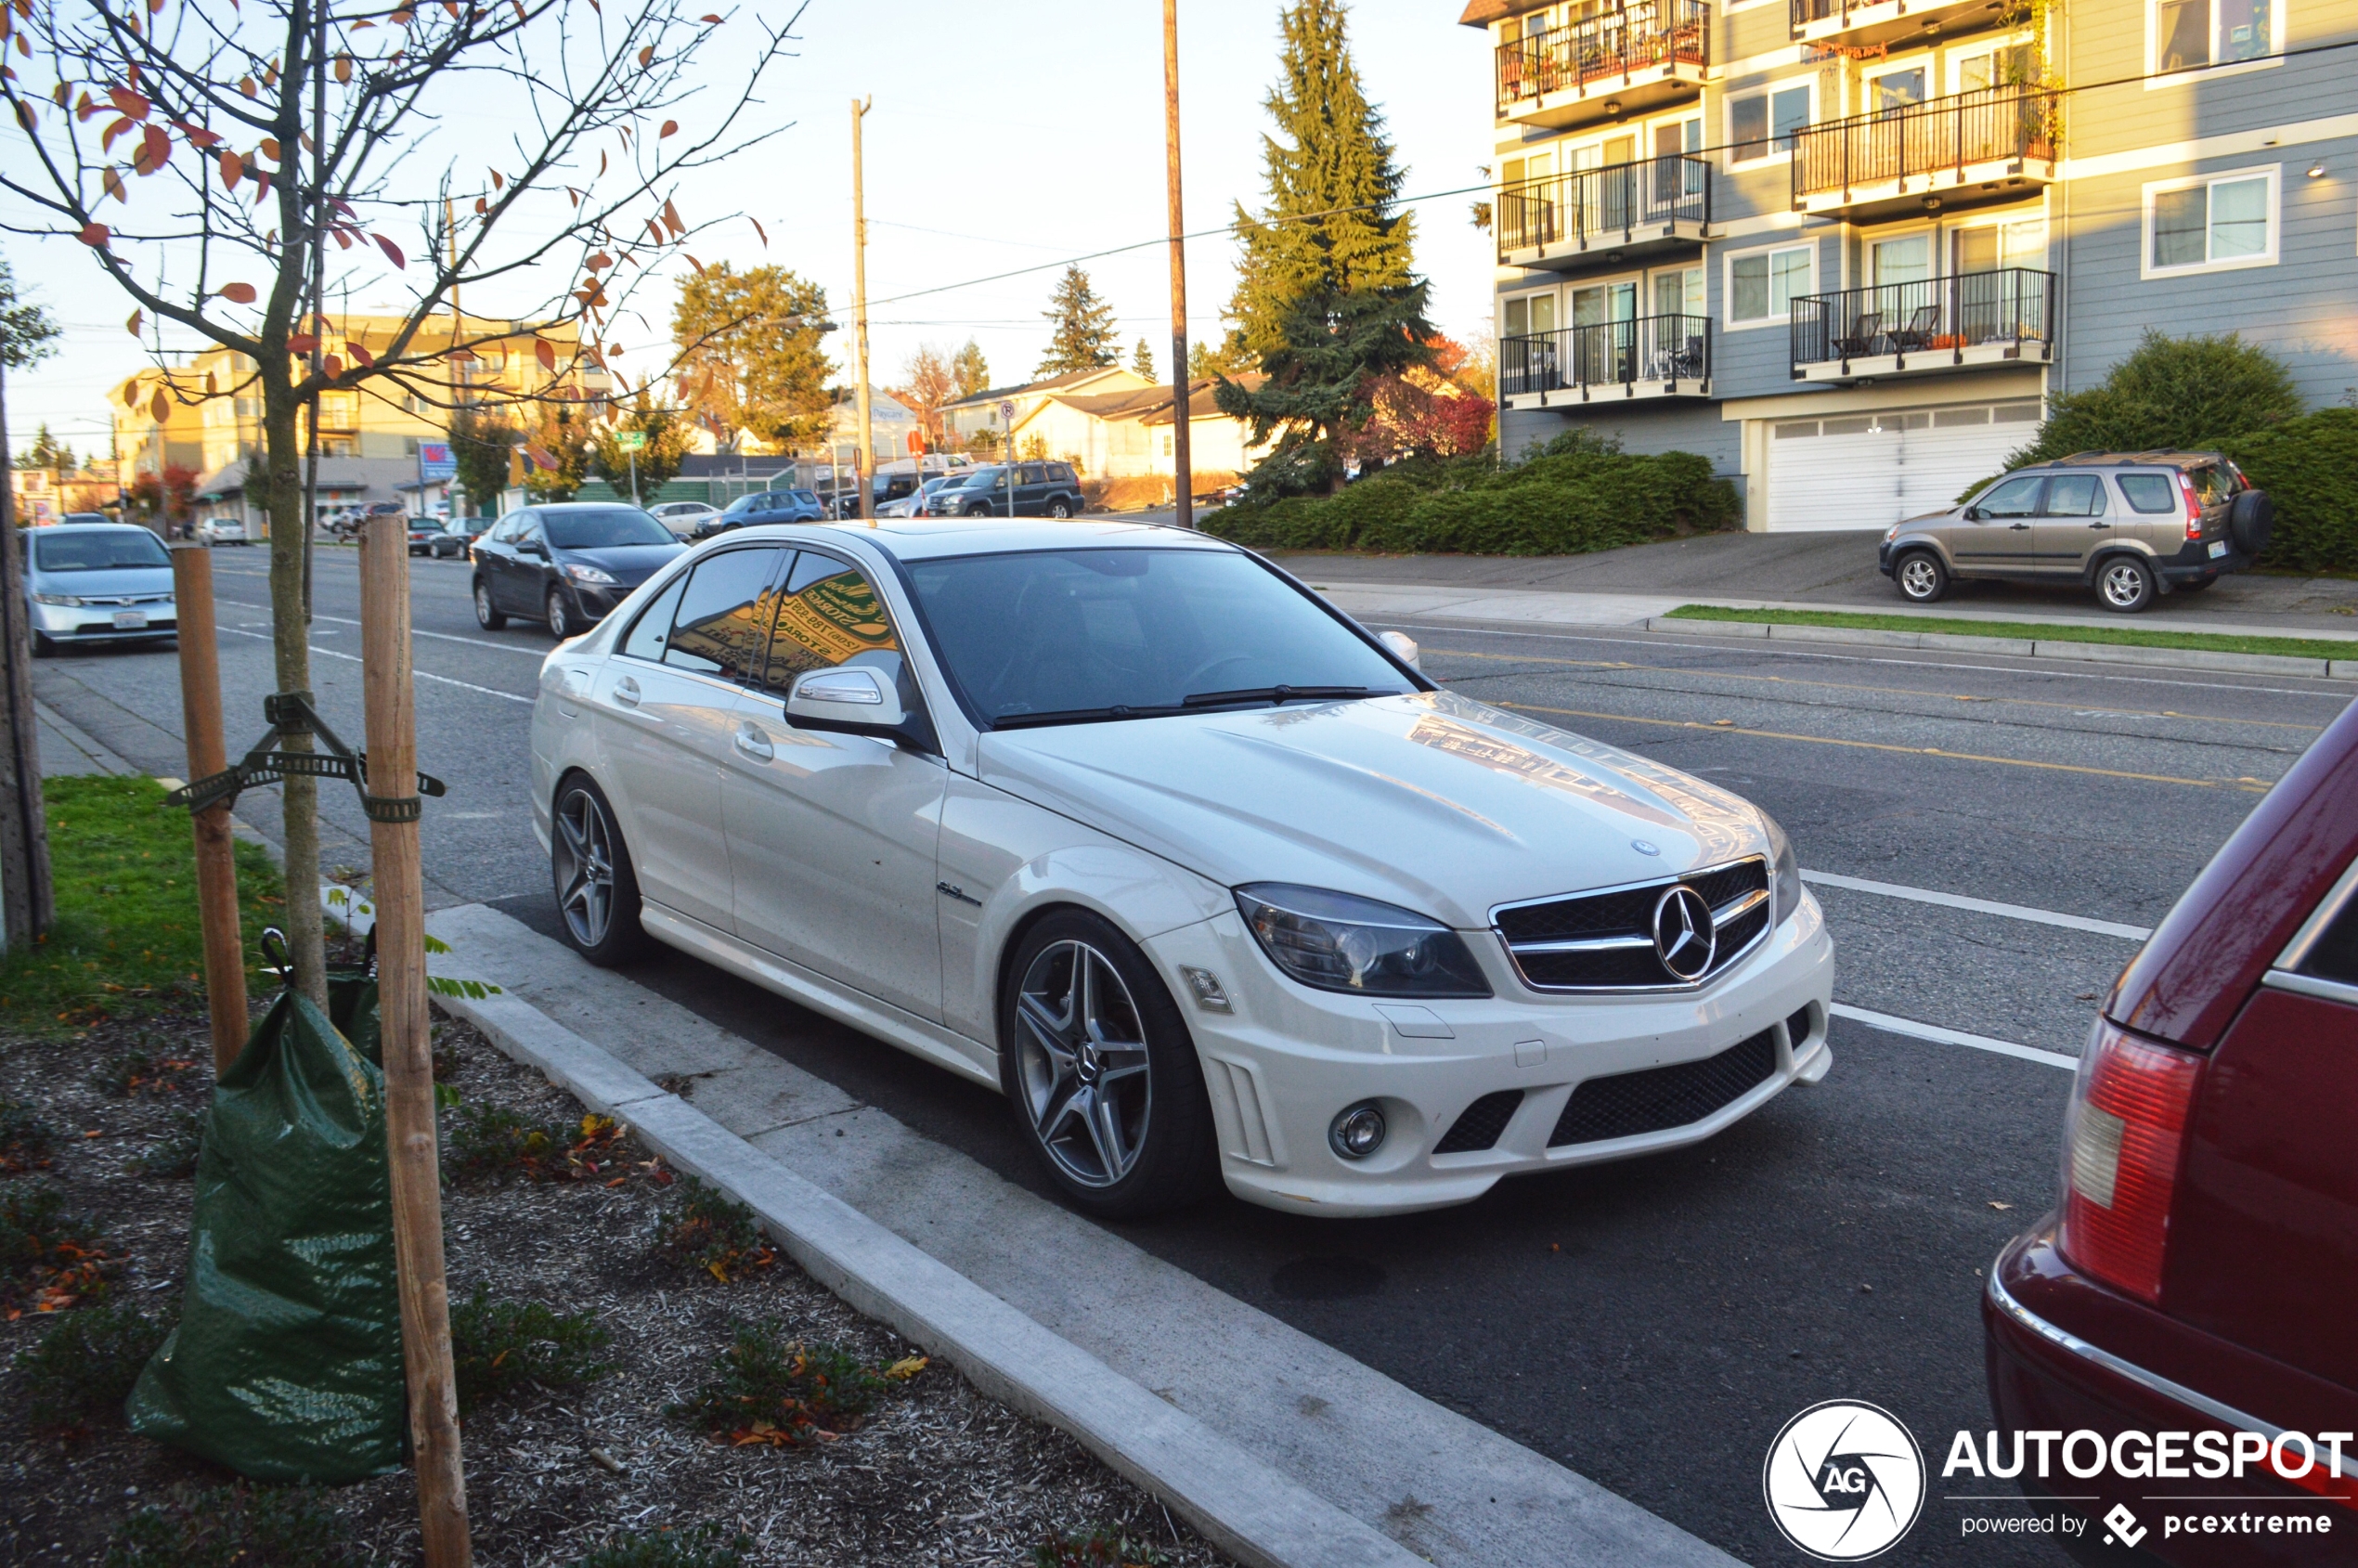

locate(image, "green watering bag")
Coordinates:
126 984 406 1482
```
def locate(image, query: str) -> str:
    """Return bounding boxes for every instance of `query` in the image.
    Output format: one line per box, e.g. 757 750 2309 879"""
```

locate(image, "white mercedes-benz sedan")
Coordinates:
529 518 1834 1218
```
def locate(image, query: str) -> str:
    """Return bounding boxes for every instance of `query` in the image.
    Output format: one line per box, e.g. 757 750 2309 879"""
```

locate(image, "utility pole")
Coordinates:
850 97 875 524
1163 0 1194 531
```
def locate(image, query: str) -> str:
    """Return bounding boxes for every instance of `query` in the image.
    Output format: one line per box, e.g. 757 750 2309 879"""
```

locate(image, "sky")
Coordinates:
0 0 1496 463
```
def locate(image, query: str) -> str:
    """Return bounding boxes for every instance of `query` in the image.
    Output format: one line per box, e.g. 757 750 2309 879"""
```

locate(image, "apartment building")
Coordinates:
1469 0 2357 530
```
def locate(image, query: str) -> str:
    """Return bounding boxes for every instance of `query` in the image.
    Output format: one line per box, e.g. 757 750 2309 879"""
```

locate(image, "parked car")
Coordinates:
650 500 720 537
1880 451 2273 614
1984 694 2358 1562
931 461 1086 519
20 522 177 656
441 517 494 557
471 502 684 639
697 488 826 538
407 517 454 556
878 475 961 519
823 472 927 520
530 519 1832 1217
194 516 249 546
61 512 112 526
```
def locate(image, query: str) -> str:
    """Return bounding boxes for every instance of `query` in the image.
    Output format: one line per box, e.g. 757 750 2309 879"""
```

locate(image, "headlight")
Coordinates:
32 593 82 606
1235 883 1491 998
1761 810 1801 927
1884 525 1900 543
563 562 617 585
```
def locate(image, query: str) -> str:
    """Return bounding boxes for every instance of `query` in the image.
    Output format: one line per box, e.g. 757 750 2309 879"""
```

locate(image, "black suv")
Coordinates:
695 487 825 538
937 461 1086 519
472 502 684 638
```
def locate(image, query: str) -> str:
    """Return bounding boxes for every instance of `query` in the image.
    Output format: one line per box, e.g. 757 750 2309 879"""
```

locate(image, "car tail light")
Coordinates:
2180 473 2204 540
2056 1019 2203 1304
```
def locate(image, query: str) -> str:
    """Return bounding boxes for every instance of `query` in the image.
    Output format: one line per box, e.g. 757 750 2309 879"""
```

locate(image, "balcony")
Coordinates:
1789 85 2056 217
1790 267 2054 381
1495 1 1709 129
1497 156 1711 269
1500 314 1712 408
1789 0 2010 49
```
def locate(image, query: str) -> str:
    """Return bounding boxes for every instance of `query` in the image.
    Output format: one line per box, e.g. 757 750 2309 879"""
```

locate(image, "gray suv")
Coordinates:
1878 451 2273 614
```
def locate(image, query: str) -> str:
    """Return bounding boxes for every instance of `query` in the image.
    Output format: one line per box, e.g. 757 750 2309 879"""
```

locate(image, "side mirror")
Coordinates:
785 665 907 735
1963 506 1985 522
518 538 546 556
1379 629 1422 671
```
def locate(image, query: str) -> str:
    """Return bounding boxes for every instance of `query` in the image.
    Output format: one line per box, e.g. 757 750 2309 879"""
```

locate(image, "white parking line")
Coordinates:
218 627 535 704
1831 1003 2080 1070
215 599 542 657
1802 869 2153 940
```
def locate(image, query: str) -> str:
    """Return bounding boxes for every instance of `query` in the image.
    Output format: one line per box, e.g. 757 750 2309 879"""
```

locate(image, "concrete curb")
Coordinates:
1642 616 2358 680
432 983 1428 1568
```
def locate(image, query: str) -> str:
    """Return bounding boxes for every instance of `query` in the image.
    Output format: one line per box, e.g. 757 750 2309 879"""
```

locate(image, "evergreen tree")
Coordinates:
1036 266 1121 377
952 339 992 400
1216 0 1432 493
1189 337 1257 380
20 423 72 473
1131 339 1157 381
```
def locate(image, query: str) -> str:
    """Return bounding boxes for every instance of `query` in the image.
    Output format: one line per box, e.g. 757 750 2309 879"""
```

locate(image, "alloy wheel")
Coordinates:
1014 940 1154 1188
2101 560 2151 610
547 590 571 640
552 787 616 948
1899 557 1939 599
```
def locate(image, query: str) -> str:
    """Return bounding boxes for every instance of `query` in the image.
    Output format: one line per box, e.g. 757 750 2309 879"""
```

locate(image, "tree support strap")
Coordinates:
164 691 446 824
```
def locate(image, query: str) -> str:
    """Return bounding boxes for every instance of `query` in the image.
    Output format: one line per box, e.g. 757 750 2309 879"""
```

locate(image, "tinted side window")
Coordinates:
758 553 904 696
2297 881 2358 988
1020 463 1047 485
2118 474 2178 512
619 573 688 662
2191 465 2234 506
2043 474 2105 516
663 547 787 684
1050 463 1076 484
1978 475 2044 517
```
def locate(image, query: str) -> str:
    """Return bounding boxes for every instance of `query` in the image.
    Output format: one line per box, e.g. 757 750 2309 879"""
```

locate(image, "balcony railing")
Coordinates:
1790 85 2056 206
1496 155 1710 260
1495 0 1710 115
1501 314 1711 397
1789 267 2055 372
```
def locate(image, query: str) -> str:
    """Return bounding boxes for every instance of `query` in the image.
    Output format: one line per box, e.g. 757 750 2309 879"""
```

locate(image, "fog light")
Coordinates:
1329 1102 1387 1160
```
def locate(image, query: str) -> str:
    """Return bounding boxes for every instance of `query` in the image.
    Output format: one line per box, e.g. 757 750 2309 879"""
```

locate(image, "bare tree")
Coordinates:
892 341 952 449
1 0 807 1000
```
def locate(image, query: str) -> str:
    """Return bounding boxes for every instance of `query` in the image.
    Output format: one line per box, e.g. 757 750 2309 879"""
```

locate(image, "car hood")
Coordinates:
973 691 1768 928
30 565 174 597
559 542 683 583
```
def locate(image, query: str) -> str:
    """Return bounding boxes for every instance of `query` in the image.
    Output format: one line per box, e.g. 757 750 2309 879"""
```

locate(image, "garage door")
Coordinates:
1764 399 2041 531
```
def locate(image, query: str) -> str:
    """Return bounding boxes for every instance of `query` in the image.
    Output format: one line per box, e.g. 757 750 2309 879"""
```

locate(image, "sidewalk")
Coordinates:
425 901 1738 1568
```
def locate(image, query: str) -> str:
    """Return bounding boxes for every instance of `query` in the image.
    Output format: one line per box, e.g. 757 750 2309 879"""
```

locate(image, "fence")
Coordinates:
1494 0 1711 113
1789 267 2056 369
1501 314 1711 397
1496 155 1710 259
1789 85 2055 204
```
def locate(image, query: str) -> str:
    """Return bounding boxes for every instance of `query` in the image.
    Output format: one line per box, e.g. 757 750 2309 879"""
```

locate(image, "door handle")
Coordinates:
2007 522 2030 530
733 722 774 762
2089 522 2111 529
613 675 641 707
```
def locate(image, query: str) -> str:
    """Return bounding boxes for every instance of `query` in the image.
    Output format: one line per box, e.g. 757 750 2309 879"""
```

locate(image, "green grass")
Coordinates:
0 776 284 1036
1663 605 2358 663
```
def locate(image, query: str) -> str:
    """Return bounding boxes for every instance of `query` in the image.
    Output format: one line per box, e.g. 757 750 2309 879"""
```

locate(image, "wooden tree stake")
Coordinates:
358 514 473 1567
169 545 250 1074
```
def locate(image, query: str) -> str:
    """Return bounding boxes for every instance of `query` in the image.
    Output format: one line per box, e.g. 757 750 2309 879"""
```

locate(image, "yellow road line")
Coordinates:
1496 700 2272 793
1431 647 2326 732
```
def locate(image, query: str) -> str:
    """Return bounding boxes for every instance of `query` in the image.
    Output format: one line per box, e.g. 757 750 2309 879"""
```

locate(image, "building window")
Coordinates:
1503 290 1559 338
1729 83 1811 164
1952 40 2040 91
1863 59 1930 110
1953 217 2049 273
2152 0 2275 74
1726 243 1813 326
2143 167 2277 274
1652 266 1704 318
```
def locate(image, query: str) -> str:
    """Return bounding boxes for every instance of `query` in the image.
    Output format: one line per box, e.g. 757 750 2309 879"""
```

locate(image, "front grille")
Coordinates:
1494 857 1772 991
1785 1004 1814 1046
1432 1090 1524 1155
1548 1028 1779 1147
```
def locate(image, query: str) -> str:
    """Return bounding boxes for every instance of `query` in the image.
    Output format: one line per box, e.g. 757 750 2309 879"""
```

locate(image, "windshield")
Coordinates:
906 547 1411 728
33 530 171 573
545 509 673 549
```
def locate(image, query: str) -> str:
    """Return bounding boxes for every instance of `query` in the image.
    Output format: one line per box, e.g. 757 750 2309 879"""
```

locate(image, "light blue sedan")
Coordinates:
22 524 177 656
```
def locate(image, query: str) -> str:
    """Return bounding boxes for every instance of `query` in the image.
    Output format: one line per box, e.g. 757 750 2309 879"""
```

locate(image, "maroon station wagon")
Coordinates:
1985 696 2358 1562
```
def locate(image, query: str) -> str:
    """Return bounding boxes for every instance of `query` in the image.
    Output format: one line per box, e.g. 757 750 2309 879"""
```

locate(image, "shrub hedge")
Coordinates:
1204 438 1739 556
2222 407 2358 576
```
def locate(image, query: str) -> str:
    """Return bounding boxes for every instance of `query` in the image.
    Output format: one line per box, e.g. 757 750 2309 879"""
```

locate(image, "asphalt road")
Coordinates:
33 557 2352 1567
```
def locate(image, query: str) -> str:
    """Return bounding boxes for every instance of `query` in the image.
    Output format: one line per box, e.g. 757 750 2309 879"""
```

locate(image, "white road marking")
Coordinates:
1831 1003 2080 1070
1803 869 2152 940
217 627 534 704
215 599 542 656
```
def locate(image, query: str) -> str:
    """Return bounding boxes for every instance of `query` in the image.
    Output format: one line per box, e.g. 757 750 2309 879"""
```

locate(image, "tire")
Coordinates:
473 577 507 629
2095 554 2158 614
965 503 993 518
550 774 652 965
1894 549 1950 604
1048 499 1073 520
546 588 581 641
2229 488 2274 558
999 910 1218 1218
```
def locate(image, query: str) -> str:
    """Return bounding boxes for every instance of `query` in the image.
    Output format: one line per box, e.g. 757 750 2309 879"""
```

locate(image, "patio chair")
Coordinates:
1832 311 1883 359
1888 305 1941 353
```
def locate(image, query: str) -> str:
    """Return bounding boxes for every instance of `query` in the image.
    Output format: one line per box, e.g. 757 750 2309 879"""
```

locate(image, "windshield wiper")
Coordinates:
990 703 1185 731
1180 684 1383 708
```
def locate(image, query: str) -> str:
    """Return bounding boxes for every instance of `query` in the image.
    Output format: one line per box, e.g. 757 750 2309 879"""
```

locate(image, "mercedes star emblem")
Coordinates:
1651 885 1717 982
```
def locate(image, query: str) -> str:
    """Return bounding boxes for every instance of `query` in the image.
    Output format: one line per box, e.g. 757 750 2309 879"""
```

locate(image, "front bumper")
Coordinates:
1140 892 1835 1216
29 599 177 642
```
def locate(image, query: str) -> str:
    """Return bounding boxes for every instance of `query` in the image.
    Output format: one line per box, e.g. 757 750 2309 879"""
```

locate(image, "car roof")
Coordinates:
714 516 1231 563
2029 450 2227 470
27 523 159 536
534 499 655 511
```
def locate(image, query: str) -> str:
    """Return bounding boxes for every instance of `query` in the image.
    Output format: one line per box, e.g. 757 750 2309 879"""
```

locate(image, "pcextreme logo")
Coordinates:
1763 1400 1928 1561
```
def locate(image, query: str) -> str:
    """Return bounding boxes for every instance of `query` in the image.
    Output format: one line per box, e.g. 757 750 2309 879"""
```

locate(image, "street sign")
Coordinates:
615 431 647 452
417 440 456 482
998 400 1016 421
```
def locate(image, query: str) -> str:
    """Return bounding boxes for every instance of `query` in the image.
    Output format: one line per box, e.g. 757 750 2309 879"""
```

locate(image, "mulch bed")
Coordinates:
0 991 1233 1567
